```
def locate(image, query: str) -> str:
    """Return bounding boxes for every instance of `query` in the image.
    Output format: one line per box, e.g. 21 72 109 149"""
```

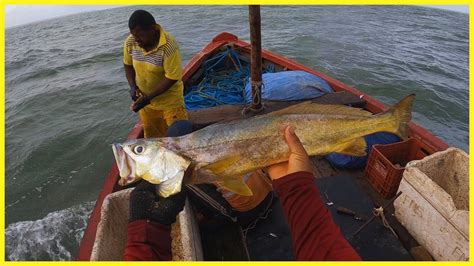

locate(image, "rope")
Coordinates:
372 206 398 238
241 81 265 115
184 46 274 110
240 192 274 240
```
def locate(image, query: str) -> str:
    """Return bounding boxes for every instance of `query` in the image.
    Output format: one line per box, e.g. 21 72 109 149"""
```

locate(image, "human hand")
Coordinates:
129 85 142 101
266 126 315 180
131 94 150 113
129 180 186 226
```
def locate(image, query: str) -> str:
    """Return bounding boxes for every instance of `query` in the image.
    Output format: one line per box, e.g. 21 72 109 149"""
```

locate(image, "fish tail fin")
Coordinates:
381 94 415 139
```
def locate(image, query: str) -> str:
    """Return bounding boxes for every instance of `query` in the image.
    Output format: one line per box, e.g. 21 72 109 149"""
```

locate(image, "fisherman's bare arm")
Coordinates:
124 64 137 88
131 77 177 112
267 126 361 261
124 64 142 101
146 77 177 100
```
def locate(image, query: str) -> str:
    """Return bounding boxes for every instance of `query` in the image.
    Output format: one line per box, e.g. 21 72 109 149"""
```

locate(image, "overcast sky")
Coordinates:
5 5 122 28
5 5 469 28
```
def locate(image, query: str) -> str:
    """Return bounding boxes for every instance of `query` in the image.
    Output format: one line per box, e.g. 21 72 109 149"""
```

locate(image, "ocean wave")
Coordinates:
5 202 95 261
9 49 122 85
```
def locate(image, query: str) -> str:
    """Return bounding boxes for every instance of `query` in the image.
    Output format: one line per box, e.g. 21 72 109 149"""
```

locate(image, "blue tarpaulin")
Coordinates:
244 70 333 103
184 46 333 110
325 132 401 169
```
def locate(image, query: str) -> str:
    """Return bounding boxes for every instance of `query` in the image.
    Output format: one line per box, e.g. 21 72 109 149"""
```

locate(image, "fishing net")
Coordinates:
184 46 274 110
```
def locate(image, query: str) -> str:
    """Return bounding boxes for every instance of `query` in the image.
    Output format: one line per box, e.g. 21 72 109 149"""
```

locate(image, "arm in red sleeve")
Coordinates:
123 220 172 261
272 171 361 261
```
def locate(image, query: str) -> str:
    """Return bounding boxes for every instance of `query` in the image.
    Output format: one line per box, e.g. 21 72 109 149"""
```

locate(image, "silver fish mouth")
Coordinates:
112 143 135 185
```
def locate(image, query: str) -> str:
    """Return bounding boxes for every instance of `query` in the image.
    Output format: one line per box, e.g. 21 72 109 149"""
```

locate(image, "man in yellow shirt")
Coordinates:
123 10 188 138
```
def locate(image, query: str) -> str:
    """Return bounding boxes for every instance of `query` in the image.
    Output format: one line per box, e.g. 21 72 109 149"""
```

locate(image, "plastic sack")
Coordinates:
325 132 401 169
244 71 333 103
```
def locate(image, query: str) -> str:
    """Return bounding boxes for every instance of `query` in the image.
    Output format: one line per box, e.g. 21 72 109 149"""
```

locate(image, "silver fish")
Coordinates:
112 94 414 198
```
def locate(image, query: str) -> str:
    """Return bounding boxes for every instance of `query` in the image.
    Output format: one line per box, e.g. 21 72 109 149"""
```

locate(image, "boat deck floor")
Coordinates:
195 157 420 261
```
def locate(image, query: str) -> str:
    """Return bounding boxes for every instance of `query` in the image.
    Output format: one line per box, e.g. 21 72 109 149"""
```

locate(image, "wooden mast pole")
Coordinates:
247 5 264 113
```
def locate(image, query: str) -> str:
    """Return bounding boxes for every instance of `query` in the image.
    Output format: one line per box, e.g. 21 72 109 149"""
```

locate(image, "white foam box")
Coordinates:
91 189 203 261
394 147 469 261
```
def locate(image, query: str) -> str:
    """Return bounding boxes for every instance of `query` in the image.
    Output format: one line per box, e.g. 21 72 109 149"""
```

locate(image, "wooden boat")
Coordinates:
76 32 451 261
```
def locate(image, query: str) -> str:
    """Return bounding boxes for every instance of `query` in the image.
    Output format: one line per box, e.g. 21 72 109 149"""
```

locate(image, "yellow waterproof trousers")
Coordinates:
139 106 188 138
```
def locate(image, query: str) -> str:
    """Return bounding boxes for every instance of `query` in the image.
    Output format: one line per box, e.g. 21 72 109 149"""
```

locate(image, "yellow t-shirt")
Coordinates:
123 25 184 110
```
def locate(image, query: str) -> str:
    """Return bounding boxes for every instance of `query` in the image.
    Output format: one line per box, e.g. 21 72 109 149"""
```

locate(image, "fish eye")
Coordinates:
134 145 144 154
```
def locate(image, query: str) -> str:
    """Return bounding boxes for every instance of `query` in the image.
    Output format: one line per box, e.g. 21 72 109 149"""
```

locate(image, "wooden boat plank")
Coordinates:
188 91 366 125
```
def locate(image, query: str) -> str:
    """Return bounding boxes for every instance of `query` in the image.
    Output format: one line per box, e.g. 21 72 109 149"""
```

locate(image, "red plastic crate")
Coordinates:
365 138 435 199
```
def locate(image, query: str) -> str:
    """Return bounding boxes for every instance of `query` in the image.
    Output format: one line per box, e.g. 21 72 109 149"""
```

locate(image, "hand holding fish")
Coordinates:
266 126 315 180
129 180 186 225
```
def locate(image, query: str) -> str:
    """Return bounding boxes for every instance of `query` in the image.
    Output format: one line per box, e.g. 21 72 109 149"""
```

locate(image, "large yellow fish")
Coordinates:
112 94 414 198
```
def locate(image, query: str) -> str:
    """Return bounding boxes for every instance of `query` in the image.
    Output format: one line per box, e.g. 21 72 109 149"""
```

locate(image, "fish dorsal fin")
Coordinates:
216 178 253 196
333 137 367 156
262 101 372 117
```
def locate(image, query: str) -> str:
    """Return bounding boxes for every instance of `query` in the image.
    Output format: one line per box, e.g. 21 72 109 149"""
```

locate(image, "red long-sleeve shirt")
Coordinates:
123 220 172 261
123 171 360 261
273 171 361 261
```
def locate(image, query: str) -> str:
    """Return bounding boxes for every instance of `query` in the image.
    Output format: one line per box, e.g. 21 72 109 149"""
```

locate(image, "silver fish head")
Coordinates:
112 138 192 197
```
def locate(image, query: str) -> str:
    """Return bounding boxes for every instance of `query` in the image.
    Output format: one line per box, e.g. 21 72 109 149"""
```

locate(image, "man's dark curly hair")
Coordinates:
129 10 156 30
